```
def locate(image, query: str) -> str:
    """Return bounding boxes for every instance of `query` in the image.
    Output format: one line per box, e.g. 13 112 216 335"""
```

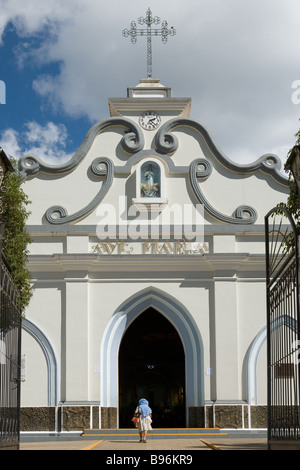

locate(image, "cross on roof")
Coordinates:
122 7 176 79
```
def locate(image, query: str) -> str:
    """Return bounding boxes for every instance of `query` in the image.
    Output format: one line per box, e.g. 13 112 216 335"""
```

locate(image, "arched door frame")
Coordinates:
247 315 298 405
100 287 204 426
22 318 58 406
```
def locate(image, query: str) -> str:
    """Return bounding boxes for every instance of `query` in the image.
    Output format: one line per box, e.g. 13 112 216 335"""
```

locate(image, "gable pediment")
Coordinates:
20 115 289 226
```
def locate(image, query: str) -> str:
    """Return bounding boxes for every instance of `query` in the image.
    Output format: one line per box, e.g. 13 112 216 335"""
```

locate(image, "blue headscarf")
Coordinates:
138 398 152 417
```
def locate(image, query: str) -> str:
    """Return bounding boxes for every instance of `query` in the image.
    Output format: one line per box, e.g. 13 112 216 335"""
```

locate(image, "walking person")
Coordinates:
134 398 152 443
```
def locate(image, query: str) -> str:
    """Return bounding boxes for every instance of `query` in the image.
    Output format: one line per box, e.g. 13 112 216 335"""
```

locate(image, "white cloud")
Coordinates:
1 0 300 164
0 121 73 164
25 121 67 146
0 0 81 41
0 128 21 159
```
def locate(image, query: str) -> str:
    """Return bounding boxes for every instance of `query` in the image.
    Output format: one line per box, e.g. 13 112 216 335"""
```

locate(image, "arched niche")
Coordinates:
132 157 168 211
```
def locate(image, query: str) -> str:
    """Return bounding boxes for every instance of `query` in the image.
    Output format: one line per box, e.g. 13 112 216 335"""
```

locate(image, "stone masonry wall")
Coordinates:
21 405 267 432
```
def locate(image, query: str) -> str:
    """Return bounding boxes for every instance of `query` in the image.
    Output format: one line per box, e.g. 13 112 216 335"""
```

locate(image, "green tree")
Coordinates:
0 165 32 311
276 124 300 223
273 124 300 253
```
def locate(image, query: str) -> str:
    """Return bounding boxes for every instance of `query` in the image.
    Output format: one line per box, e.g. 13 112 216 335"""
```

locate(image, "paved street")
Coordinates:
20 436 268 451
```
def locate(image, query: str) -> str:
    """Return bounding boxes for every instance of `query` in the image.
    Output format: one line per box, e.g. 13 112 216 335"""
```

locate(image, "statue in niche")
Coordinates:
140 162 160 198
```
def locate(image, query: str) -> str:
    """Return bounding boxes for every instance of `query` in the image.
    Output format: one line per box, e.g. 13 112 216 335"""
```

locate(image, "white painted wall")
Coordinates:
20 81 289 412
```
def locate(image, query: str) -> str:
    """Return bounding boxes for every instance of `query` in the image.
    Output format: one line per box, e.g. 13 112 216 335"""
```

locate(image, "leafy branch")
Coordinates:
0 162 32 312
274 122 300 253
280 122 300 221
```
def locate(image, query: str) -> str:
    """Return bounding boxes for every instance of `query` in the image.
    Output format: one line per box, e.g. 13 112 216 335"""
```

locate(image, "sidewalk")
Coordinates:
20 433 268 451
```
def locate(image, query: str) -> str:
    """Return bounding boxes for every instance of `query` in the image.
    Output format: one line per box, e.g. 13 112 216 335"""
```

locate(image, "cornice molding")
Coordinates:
26 252 266 276
108 98 191 117
26 223 268 234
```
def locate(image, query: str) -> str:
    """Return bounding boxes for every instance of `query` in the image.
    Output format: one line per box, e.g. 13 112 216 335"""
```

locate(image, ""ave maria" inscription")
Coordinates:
92 240 208 255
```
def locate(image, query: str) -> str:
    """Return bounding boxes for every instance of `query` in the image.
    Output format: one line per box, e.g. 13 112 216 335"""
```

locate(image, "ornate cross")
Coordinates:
122 7 176 78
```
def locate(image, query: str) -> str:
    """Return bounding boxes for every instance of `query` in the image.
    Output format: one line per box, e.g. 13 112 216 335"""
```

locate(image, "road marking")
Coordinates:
200 439 223 450
82 432 228 437
83 440 104 450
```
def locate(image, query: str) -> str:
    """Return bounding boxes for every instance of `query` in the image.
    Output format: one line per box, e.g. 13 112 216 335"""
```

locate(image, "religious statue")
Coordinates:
140 163 160 198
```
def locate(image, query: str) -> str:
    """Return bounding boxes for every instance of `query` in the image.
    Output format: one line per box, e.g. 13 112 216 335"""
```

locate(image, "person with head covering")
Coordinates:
134 398 152 443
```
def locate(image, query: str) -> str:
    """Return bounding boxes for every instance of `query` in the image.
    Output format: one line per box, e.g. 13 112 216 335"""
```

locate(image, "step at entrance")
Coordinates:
81 428 226 440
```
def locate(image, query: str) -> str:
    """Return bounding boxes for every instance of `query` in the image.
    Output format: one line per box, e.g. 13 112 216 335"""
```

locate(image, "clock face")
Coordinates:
139 111 161 130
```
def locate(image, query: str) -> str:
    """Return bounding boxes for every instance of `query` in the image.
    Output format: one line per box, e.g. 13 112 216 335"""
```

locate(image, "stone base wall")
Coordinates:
20 406 117 432
20 405 267 432
0 442 19 450
268 440 300 450
189 405 267 429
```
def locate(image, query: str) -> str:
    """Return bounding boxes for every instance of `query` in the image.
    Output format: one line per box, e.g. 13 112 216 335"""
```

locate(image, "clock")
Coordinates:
139 111 161 130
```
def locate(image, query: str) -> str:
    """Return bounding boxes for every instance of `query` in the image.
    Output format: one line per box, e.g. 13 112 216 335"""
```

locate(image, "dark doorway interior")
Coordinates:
119 308 186 428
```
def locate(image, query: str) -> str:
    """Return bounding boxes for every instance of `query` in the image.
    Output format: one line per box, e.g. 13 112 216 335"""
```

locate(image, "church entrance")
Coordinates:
118 308 186 428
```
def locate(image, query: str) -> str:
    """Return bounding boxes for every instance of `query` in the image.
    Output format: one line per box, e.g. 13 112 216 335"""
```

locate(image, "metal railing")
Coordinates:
265 207 300 448
0 253 22 450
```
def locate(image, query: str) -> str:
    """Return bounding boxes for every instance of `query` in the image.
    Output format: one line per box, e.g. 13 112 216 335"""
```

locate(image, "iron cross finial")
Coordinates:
122 7 176 79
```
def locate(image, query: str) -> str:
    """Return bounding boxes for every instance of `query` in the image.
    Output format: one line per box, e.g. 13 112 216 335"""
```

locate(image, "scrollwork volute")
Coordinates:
189 159 257 224
45 157 114 224
20 115 286 226
19 117 144 179
155 125 179 154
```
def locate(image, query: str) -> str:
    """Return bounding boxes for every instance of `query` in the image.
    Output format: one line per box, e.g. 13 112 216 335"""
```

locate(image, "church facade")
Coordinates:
19 79 289 432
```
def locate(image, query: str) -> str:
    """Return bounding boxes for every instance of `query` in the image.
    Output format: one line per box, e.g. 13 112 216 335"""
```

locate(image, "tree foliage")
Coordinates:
274 123 300 253
0 166 32 311
276 123 300 223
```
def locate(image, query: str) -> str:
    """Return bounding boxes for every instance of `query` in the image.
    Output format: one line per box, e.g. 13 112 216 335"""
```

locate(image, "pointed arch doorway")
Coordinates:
100 287 204 428
118 308 186 428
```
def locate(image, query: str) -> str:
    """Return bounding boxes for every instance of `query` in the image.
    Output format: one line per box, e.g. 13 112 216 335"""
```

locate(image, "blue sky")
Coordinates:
1 0 300 168
0 13 92 163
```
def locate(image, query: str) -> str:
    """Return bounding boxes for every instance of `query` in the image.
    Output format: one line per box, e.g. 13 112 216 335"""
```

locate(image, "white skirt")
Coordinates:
138 415 152 431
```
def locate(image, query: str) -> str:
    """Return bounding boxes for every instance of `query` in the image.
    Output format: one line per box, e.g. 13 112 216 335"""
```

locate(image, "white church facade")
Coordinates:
18 78 289 432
